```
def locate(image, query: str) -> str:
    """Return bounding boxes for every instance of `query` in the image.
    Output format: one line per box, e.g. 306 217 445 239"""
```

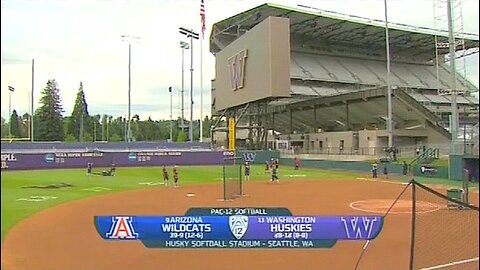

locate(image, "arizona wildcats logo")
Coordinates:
229 215 249 240
106 216 138 239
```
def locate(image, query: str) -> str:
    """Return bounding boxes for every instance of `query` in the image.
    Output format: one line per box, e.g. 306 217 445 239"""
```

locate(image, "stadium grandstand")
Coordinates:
209 3 479 159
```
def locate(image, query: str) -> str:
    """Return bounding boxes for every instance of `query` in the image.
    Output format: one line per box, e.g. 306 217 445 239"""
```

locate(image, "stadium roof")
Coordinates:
210 3 479 55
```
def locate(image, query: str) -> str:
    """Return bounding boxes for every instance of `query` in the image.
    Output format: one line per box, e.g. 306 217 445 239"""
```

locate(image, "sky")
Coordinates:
1 0 479 121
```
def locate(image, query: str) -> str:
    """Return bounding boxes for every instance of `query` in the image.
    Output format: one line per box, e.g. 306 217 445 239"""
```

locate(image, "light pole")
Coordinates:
446 0 458 156
384 0 393 149
180 41 190 133
179 27 199 142
169 86 173 142
8 86 14 137
121 35 140 142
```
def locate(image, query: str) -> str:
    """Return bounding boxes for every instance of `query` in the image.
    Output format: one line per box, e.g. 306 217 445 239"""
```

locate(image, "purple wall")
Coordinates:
1 151 236 170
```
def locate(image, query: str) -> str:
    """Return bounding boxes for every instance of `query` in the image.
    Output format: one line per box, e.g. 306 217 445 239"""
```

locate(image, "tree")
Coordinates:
66 82 90 141
34 79 64 141
177 130 187 143
1 117 8 138
110 116 126 142
202 115 211 138
20 113 31 138
9 110 21 137
101 114 108 141
92 114 101 142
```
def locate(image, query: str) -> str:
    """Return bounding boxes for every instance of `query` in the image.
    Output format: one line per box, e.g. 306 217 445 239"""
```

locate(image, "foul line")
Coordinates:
419 257 479 270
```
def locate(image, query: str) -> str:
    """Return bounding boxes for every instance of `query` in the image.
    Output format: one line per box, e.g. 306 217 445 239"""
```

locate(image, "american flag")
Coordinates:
200 0 206 38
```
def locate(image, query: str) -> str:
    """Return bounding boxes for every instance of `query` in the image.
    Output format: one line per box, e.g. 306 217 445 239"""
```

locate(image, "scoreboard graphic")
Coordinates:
94 208 383 249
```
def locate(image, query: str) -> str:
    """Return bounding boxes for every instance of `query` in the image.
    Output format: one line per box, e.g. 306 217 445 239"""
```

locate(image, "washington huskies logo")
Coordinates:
106 216 138 239
228 49 248 91
243 152 257 163
229 215 249 239
341 216 379 239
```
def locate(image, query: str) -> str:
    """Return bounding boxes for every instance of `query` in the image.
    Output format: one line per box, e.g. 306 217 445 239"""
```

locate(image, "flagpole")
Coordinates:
200 36 204 142
31 58 34 142
199 0 206 142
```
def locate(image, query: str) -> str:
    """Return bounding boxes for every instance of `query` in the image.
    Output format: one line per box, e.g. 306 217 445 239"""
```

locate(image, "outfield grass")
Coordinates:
1 165 477 243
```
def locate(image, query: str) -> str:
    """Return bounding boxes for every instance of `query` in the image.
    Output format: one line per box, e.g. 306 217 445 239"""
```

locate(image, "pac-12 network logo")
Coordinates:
228 49 248 91
243 152 256 163
229 215 249 239
44 153 55 163
128 153 137 162
106 216 138 239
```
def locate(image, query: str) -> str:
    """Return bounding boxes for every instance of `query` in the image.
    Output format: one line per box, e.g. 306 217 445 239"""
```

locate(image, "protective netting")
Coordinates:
411 182 479 270
223 157 243 200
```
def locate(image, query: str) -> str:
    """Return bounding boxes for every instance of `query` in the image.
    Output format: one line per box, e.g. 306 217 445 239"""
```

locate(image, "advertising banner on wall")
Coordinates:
1 151 236 171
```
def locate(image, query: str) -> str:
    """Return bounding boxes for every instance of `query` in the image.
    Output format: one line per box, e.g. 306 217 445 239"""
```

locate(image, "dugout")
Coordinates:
449 154 479 181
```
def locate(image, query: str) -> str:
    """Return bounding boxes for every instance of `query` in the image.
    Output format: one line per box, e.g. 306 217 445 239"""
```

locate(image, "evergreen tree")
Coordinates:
1 117 8 138
66 82 90 141
202 115 211 138
177 130 187 143
34 79 64 141
9 110 21 137
92 114 101 142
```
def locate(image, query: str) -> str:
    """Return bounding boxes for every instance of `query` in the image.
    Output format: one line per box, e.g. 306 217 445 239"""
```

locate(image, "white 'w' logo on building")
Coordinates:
228 49 248 91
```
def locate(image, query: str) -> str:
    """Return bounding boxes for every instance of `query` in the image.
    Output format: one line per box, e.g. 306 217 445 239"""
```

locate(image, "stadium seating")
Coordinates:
290 51 472 91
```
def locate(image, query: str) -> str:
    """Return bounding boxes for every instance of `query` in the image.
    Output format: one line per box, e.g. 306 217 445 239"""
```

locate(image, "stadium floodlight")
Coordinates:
179 41 190 133
121 35 141 143
179 27 199 142
169 86 173 142
8 86 14 137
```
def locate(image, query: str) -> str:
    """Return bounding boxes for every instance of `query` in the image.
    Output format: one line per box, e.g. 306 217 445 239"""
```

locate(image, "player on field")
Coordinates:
110 163 116 176
271 165 279 183
244 162 251 181
402 161 408 176
173 165 179 187
162 165 169 186
265 160 270 173
294 157 300 170
87 162 92 175
382 165 388 179
371 162 378 179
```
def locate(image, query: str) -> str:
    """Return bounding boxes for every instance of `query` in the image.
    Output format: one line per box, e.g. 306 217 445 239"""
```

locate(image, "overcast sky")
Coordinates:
1 0 478 121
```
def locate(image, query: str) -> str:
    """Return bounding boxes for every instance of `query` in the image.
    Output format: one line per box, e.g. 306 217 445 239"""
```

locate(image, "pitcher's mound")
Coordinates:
350 199 442 214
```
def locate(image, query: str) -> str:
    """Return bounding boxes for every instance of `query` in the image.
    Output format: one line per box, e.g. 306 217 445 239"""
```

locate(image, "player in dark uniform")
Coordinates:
173 165 179 187
271 165 279 183
372 162 378 179
87 162 92 175
162 165 169 186
110 163 116 176
244 162 251 181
